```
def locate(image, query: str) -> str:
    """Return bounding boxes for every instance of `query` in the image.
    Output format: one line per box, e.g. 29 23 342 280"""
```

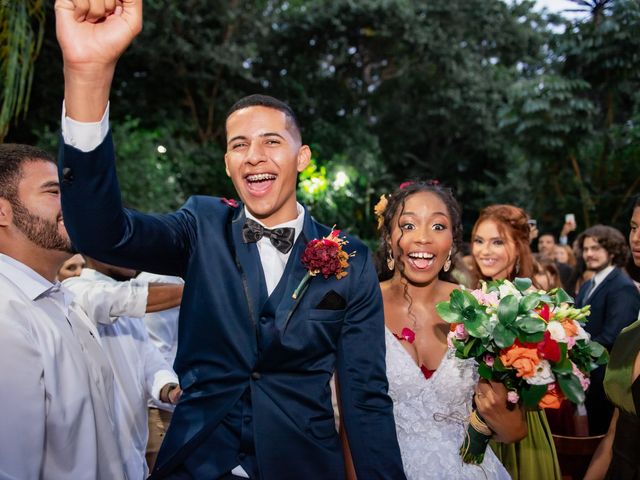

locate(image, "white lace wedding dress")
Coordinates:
385 327 511 480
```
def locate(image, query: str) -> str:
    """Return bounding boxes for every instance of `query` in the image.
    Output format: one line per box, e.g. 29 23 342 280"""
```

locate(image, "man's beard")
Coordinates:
11 199 73 253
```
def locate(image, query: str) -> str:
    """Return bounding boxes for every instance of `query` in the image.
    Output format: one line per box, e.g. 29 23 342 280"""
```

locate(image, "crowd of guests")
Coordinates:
1 131 639 480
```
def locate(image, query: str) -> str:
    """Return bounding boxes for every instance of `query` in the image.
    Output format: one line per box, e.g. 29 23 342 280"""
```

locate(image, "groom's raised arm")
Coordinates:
56 0 142 123
56 0 195 277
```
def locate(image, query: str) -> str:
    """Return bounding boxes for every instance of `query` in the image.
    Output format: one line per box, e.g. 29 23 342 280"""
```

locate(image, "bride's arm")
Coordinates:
475 379 527 443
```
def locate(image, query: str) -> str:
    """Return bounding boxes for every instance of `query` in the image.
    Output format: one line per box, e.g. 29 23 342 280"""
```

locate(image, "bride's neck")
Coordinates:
389 273 441 304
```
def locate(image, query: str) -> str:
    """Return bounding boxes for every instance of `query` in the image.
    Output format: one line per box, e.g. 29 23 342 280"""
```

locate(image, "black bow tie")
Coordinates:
242 218 295 254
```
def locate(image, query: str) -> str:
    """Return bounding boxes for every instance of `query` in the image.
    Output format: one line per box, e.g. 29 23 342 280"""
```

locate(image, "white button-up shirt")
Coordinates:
0 254 125 480
64 268 178 480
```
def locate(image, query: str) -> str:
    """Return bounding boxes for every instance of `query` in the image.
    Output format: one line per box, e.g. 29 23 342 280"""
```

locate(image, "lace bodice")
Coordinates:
385 327 510 480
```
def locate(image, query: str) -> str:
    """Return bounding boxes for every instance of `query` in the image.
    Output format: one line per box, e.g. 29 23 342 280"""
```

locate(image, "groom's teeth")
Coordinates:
247 173 276 182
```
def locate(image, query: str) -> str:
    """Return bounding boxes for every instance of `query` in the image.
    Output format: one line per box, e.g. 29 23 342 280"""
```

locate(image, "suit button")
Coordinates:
251 371 261 380
62 167 74 183
260 316 268 323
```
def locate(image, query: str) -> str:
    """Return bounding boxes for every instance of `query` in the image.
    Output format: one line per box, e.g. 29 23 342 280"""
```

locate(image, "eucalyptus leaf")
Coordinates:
493 323 517 348
519 293 542 313
513 277 532 292
514 315 547 334
478 362 493 380
497 295 519 325
554 288 574 305
436 302 462 323
557 373 586 404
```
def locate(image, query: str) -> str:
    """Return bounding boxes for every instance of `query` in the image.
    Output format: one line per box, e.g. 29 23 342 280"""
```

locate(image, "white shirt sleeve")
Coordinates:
142 336 179 403
61 101 110 152
64 278 149 325
0 312 46 479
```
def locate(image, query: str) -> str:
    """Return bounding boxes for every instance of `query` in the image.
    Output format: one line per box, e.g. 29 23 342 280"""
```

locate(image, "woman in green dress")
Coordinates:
585 197 640 480
470 204 562 480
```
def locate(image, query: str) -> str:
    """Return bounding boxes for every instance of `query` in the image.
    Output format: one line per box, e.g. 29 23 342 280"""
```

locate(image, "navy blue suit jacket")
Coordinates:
59 134 405 479
575 267 640 350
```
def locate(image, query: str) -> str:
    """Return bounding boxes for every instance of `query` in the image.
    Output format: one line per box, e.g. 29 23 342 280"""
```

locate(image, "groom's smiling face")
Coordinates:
225 106 310 227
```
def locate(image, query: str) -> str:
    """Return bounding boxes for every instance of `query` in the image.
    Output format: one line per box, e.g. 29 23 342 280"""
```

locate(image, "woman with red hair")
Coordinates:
470 204 562 480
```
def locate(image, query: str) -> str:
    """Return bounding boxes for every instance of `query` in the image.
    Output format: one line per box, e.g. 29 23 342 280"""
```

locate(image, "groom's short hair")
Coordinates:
226 94 301 141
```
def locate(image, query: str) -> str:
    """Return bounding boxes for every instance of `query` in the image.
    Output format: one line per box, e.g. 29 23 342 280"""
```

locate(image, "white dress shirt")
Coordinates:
136 272 183 412
0 254 125 480
64 268 178 480
62 104 304 480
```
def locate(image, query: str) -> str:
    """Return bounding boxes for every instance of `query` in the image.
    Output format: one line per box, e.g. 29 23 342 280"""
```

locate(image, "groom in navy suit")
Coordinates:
55 1 405 478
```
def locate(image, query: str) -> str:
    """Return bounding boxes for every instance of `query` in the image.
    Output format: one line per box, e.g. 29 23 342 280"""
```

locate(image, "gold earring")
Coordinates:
443 250 452 272
387 251 395 271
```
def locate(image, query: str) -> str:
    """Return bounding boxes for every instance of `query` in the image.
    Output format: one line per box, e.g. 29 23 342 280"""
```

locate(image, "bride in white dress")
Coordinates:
372 181 526 479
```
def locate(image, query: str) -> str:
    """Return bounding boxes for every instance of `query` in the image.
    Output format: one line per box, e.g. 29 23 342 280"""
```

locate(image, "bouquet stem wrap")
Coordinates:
460 410 492 464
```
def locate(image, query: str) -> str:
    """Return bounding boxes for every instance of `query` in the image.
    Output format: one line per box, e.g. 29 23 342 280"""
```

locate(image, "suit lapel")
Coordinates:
278 210 321 333
230 208 268 330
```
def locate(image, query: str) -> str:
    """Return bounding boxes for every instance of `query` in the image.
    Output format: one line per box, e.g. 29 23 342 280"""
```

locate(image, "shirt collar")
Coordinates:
0 253 72 306
593 265 615 287
244 202 305 243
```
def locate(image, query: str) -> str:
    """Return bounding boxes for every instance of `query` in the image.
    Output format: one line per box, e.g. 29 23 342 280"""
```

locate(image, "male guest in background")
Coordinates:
64 257 183 480
0 144 125 479
575 225 640 435
55 1 405 479
538 231 573 290
57 252 86 280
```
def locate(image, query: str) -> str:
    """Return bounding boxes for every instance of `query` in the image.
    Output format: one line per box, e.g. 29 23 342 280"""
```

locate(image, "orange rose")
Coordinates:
539 386 564 409
562 320 578 338
500 345 540 379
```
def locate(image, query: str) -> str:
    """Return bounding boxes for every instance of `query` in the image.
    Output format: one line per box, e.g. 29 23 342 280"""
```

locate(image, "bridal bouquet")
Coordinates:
436 278 608 464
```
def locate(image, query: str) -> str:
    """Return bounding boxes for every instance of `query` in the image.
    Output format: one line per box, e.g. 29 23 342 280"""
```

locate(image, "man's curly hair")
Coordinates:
576 225 629 268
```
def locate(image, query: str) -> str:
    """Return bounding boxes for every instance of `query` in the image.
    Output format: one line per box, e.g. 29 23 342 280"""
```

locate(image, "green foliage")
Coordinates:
0 0 44 141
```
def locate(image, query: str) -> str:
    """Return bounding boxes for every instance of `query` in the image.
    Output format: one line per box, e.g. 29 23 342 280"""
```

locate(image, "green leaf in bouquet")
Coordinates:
588 341 606 360
517 331 545 344
462 337 479 357
519 293 542 313
478 362 493 381
514 315 547 334
492 356 507 372
513 277 532 292
557 373 585 404
497 295 519 325
449 290 467 311
493 323 517 349
436 302 462 324
596 349 609 366
462 309 490 339
553 288 574 305
521 384 547 409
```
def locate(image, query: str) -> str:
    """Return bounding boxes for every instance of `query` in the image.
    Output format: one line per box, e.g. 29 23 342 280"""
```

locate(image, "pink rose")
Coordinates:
455 323 469 340
507 391 520 404
571 362 591 391
471 289 499 307
484 354 495 367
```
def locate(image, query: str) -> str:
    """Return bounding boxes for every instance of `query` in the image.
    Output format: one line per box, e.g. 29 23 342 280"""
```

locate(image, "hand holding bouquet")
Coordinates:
436 278 608 464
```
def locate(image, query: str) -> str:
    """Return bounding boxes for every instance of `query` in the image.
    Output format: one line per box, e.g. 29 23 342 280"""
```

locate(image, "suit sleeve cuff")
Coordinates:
61 101 110 152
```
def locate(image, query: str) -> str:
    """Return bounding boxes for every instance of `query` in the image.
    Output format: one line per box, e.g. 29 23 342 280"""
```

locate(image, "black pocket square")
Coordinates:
315 290 346 310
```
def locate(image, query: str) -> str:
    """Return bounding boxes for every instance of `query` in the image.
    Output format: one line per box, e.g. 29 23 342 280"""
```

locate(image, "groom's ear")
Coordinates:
296 145 311 173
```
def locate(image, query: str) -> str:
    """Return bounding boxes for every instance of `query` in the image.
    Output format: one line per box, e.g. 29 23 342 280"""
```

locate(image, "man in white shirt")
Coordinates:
135 271 183 471
64 257 183 480
0 143 125 479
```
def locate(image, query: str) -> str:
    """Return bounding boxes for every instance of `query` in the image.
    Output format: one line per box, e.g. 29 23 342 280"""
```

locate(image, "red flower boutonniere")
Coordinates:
221 198 239 208
292 228 355 299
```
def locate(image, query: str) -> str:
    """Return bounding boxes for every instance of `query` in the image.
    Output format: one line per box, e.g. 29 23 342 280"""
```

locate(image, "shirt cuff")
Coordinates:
151 370 180 403
61 100 110 152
